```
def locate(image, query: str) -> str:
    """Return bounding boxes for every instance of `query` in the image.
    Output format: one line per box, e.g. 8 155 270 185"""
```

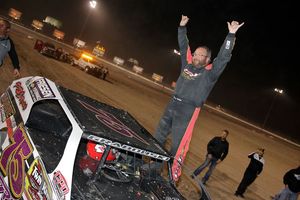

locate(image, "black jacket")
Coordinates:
283 166 300 193
207 136 229 161
245 152 264 175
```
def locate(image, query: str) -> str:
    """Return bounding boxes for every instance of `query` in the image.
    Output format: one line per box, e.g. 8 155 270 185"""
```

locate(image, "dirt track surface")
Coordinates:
1 25 300 200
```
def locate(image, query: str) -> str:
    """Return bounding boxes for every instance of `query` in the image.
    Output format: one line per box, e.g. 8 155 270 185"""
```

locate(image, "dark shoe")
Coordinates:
234 192 245 198
190 174 195 179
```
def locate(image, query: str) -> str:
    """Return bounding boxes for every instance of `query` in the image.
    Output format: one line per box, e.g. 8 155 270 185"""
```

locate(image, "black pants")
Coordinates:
236 169 257 195
154 98 197 156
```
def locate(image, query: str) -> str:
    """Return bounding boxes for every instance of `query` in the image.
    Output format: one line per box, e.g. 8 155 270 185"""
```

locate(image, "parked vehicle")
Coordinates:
34 40 70 62
34 39 57 58
0 76 185 199
71 52 99 71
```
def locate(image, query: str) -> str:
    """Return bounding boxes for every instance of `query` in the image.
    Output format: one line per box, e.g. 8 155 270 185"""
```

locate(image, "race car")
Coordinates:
0 76 185 200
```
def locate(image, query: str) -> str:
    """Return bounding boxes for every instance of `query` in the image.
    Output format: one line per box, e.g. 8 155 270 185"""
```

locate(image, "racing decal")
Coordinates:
182 68 202 80
53 171 69 199
0 125 34 199
24 158 52 200
13 82 27 111
87 134 170 161
26 78 55 102
77 99 149 145
0 105 4 123
172 107 200 182
0 92 15 123
5 117 16 138
0 174 15 200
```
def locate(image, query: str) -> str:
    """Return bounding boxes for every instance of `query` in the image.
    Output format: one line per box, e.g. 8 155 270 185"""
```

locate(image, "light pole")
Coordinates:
262 88 283 129
78 0 97 40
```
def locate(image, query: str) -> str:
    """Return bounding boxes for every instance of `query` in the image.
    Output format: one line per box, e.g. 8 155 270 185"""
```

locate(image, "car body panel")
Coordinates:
0 76 185 200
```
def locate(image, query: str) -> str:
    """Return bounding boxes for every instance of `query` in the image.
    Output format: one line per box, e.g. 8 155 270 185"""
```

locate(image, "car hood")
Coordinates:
59 86 170 161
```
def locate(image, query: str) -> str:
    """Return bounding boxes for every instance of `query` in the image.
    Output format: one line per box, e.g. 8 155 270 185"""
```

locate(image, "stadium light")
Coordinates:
262 88 284 129
89 0 97 8
78 0 98 39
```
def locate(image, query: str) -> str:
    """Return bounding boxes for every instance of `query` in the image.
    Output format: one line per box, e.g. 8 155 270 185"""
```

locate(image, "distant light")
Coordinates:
81 53 93 60
173 49 181 56
274 88 283 94
89 0 97 8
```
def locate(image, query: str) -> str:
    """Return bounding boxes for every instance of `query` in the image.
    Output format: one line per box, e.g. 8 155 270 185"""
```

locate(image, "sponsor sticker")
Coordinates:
0 92 15 123
225 40 231 49
53 171 69 199
27 78 55 102
24 158 53 200
13 82 27 111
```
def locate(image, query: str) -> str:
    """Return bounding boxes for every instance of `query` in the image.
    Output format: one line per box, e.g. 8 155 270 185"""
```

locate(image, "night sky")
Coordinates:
1 0 299 143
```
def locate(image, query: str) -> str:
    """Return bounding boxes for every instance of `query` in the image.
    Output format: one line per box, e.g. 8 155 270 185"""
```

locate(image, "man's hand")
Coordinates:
13 68 20 78
217 160 222 164
180 15 189 26
227 21 244 34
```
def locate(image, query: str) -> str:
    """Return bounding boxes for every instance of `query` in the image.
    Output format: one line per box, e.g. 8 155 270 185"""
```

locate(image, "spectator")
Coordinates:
102 67 109 80
271 165 300 200
235 148 265 198
191 130 229 185
0 18 20 78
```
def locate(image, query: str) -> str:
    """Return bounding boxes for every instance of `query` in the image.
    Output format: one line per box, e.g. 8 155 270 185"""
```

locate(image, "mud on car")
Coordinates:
0 76 185 200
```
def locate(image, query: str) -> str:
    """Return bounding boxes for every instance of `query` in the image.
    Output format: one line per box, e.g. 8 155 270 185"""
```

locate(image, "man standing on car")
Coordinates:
191 130 229 185
0 18 20 78
154 15 244 181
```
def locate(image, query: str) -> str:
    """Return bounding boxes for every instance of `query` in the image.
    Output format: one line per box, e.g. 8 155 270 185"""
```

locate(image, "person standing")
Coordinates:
271 165 300 200
102 67 109 80
235 148 265 198
0 18 20 78
153 15 244 182
191 130 229 185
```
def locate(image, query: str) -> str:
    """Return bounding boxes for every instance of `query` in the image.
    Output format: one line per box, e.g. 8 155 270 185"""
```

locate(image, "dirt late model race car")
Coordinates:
0 76 185 200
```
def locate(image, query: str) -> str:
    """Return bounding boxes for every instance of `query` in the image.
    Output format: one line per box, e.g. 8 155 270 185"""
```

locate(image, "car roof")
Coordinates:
58 86 171 161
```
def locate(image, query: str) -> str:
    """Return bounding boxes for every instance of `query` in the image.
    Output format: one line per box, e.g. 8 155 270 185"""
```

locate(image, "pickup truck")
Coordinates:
70 53 99 71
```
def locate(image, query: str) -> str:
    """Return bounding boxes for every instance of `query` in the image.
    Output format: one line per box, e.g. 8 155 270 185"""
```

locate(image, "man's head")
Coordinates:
0 19 11 37
192 46 211 67
221 129 229 140
257 148 265 156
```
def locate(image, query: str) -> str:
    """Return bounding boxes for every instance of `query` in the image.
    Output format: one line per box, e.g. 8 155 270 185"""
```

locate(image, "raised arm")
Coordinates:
178 15 190 70
208 21 244 82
